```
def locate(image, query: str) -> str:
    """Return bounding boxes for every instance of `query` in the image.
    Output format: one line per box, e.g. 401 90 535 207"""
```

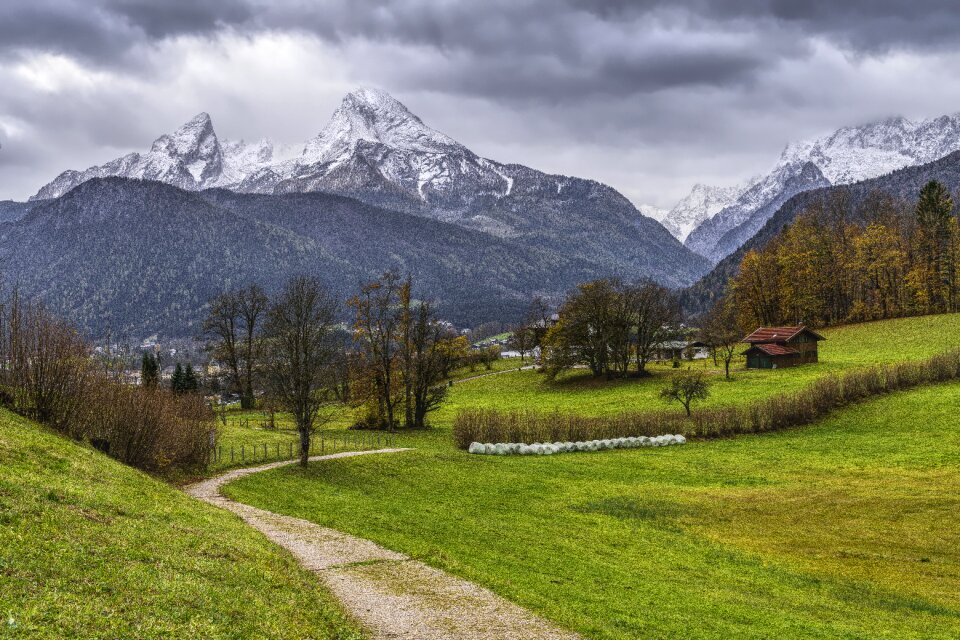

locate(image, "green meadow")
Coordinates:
221 313 960 639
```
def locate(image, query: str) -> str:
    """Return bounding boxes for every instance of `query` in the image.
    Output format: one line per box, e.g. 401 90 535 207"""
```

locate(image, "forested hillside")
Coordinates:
683 150 960 317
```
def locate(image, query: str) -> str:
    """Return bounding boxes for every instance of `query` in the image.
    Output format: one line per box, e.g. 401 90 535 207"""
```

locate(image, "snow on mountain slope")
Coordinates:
29 87 710 289
683 112 960 262
658 183 750 241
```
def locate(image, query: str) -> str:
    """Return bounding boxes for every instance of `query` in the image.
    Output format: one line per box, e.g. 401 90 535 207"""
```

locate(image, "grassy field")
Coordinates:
0 410 364 639
436 313 960 421
226 381 960 639
221 314 960 639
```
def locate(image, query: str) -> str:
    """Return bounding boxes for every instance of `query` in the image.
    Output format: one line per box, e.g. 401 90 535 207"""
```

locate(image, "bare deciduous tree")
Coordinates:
263 276 340 467
203 284 268 408
700 297 742 379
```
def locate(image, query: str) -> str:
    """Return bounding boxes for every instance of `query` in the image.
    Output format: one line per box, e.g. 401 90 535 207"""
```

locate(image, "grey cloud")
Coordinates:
4 0 960 206
3 0 955 99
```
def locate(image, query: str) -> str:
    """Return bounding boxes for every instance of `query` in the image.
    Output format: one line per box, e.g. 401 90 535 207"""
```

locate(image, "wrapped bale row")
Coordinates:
468 434 686 455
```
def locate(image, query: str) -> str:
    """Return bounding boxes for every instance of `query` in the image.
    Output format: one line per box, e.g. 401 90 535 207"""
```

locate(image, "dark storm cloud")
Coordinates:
0 0 250 61
5 0 960 204
3 0 958 99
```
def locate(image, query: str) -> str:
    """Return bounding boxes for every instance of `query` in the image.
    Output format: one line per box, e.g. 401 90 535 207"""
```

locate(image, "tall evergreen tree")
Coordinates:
183 363 198 392
915 180 955 311
171 363 185 392
141 352 159 387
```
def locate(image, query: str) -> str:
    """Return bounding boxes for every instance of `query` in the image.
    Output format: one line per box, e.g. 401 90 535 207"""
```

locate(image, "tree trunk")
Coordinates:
298 426 310 467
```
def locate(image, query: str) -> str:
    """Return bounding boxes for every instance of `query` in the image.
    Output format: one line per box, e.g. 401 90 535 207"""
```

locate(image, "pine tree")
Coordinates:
183 363 198 392
141 352 159 387
171 363 185 392
915 180 954 312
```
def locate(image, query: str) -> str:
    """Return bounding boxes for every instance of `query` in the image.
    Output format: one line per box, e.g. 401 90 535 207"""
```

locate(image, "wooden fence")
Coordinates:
209 431 397 467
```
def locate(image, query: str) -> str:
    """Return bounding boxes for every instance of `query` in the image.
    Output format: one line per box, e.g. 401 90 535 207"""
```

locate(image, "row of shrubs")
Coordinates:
0 293 213 472
453 348 960 448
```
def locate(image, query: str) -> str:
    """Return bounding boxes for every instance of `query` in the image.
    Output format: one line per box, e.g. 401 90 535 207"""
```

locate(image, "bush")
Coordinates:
0 294 214 472
452 348 960 448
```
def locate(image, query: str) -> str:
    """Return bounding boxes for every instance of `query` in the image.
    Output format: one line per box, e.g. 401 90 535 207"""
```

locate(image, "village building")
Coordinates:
741 326 825 369
655 340 709 361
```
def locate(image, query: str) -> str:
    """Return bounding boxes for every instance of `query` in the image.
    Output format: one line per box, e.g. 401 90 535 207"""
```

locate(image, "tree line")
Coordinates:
204 272 468 466
727 181 960 329
512 279 682 380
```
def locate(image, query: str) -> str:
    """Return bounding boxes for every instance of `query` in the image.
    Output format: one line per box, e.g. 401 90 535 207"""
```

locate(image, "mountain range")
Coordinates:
15 88 709 336
682 149 960 314
650 113 960 263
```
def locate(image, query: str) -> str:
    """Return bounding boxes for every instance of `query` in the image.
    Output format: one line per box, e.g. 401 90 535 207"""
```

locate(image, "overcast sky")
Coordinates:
4 1 960 207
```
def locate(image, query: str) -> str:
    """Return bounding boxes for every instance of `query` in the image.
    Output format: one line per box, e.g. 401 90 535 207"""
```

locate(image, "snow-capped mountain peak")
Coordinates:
655 182 750 241
683 110 960 262
301 87 463 165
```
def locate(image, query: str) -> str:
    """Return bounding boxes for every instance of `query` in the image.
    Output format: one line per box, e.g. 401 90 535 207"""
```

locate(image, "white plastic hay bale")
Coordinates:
519 444 533 455
675 434 687 444
493 443 507 455
468 442 483 454
589 440 601 451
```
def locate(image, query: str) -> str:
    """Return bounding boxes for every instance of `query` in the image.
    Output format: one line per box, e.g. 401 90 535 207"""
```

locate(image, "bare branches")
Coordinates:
262 276 339 467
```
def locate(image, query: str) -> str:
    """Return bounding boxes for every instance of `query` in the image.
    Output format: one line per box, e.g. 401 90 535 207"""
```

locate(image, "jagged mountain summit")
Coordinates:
656 183 752 242
683 112 960 263
33 113 294 200
33 88 570 225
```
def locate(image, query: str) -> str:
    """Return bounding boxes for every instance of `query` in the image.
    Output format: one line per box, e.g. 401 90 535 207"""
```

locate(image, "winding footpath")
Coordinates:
185 449 579 640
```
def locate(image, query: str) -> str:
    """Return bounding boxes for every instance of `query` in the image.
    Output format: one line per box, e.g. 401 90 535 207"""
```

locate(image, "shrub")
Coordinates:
0 294 214 472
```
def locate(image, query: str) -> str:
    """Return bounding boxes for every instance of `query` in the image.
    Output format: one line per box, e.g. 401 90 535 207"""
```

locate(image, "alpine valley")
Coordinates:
12 88 710 337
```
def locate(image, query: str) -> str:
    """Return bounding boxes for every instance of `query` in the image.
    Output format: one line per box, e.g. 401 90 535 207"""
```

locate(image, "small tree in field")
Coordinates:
700 297 742 379
263 276 340 467
659 369 710 416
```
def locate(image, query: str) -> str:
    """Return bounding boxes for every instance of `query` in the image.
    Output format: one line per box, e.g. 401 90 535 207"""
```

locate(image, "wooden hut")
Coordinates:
741 326 825 369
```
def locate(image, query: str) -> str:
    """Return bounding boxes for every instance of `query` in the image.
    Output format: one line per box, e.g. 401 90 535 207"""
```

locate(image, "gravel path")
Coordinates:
185 450 580 640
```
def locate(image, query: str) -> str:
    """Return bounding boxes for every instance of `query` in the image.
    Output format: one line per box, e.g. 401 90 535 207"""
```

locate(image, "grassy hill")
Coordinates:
0 410 363 639
223 313 960 639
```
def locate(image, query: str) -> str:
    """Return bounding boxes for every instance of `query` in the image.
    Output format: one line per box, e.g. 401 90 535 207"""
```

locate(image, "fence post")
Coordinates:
241 445 245 461
231 446 234 463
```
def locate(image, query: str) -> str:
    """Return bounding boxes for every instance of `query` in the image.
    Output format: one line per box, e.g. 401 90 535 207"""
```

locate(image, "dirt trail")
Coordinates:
185 450 580 640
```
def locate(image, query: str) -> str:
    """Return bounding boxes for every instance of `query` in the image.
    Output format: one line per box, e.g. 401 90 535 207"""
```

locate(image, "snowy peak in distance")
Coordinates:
682 110 960 262
778 112 960 184
657 183 749 241
31 87 481 202
31 111 282 200
301 87 464 164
